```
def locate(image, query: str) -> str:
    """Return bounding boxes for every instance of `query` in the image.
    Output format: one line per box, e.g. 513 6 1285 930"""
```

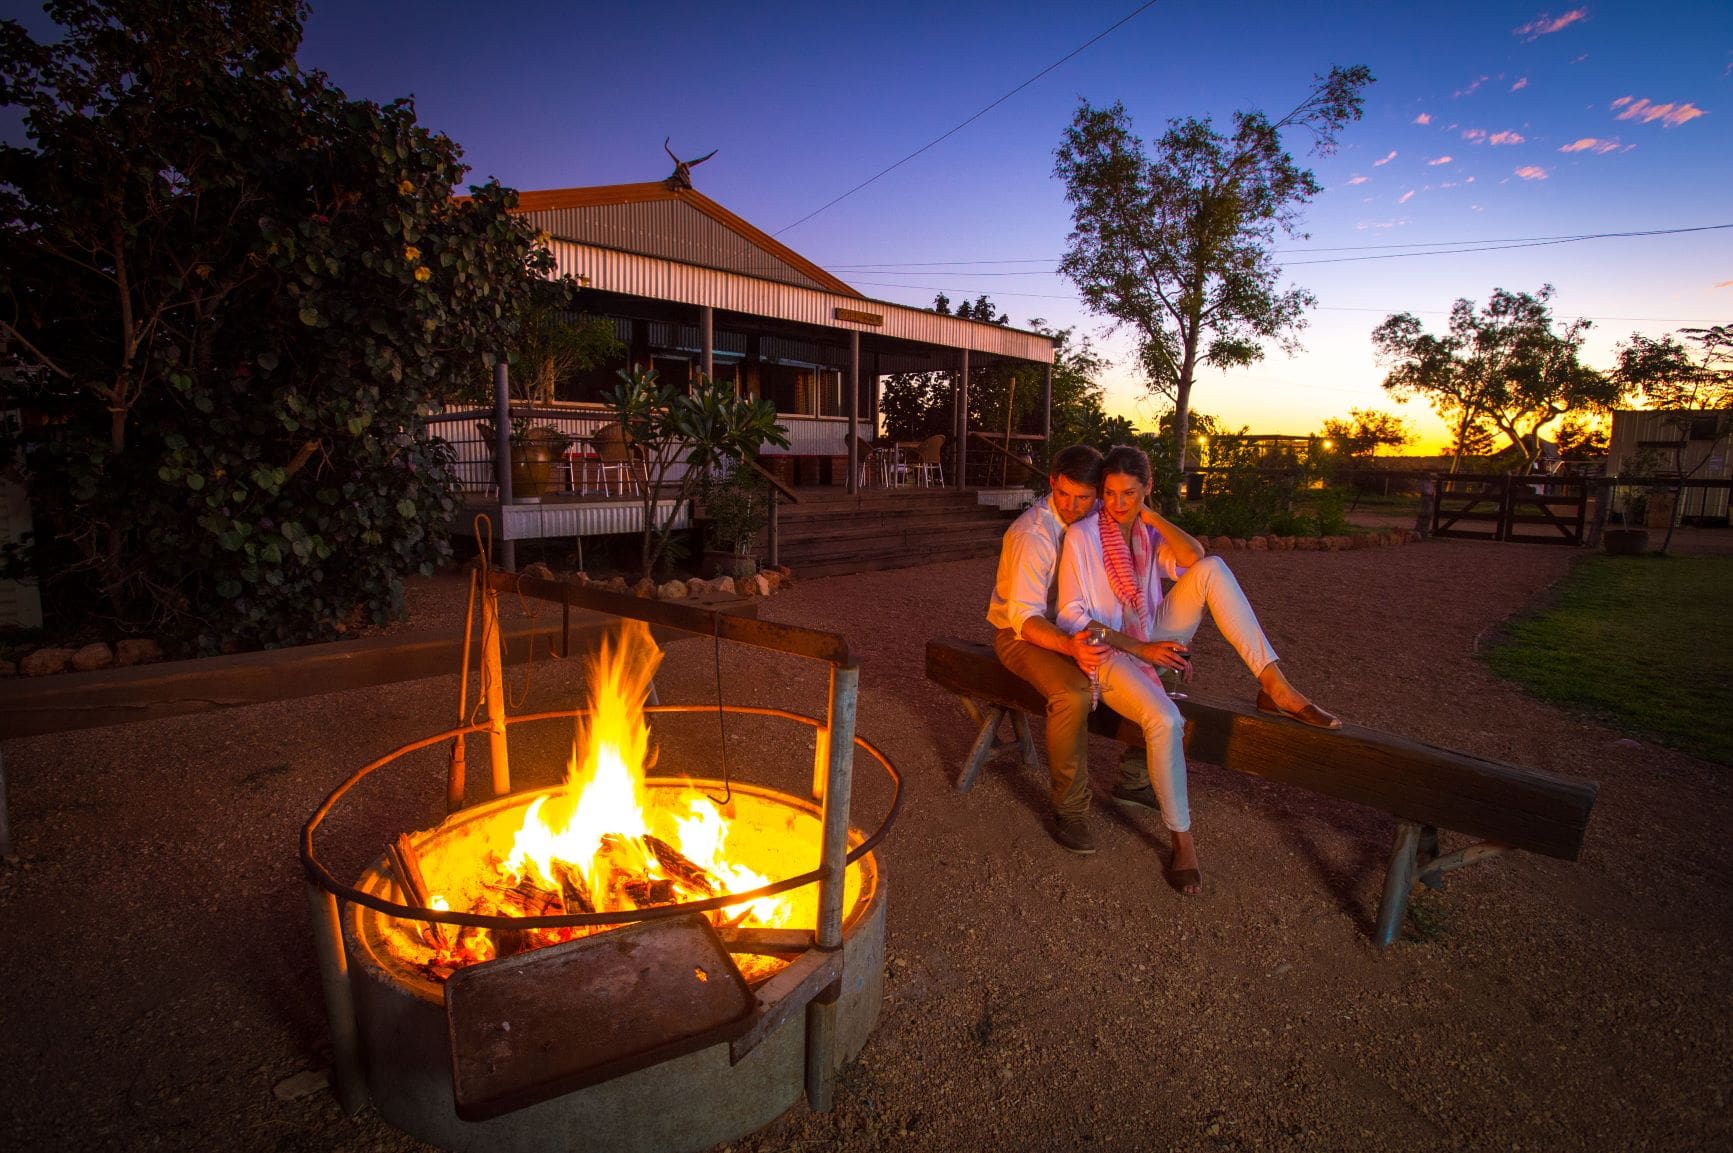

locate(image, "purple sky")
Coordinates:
11 1 1731 450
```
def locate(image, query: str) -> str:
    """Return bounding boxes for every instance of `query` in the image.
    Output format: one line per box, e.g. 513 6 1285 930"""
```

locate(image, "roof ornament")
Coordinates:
663 138 718 190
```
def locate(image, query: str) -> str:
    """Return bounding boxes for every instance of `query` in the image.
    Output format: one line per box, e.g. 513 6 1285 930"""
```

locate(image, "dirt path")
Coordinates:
2 539 1729 1152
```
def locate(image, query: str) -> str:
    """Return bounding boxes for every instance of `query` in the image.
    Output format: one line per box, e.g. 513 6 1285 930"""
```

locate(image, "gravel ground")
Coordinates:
3 534 1730 1152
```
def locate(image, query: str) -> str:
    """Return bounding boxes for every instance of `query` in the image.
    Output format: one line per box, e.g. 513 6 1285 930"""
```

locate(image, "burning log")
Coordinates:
486 876 563 918
549 860 595 914
622 877 677 906
386 834 451 949
644 834 720 896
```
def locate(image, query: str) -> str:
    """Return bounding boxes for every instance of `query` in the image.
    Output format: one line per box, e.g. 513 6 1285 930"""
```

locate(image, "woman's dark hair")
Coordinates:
1101 444 1152 487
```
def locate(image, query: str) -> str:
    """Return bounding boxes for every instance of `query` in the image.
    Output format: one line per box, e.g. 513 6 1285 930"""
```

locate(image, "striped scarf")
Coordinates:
1099 512 1156 645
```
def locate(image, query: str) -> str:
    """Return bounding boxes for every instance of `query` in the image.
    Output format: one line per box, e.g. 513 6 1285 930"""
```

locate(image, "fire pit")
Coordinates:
302 573 899 1153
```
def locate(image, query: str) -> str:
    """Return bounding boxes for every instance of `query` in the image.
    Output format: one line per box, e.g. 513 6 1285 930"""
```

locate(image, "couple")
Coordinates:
986 443 1339 894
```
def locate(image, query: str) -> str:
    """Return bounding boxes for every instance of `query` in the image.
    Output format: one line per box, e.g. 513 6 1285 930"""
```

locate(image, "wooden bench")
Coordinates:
924 638 1598 946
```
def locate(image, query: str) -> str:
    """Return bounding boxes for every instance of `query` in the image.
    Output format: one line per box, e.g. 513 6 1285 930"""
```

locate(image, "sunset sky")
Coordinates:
13 1 1731 452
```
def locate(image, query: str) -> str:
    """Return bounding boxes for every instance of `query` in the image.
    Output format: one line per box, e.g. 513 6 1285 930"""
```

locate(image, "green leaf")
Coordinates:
299 305 320 326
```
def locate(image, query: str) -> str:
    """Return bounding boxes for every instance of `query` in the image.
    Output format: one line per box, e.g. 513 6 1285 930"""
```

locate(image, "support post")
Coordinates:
1041 363 1052 468
481 581 510 796
768 487 780 567
846 330 860 495
955 349 969 488
699 305 714 382
493 360 516 572
305 882 369 1114
1374 819 1423 947
0 748 13 861
805 663 859 1111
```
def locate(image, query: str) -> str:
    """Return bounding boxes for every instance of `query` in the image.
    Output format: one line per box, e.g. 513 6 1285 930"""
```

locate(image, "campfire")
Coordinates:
375 621 852 986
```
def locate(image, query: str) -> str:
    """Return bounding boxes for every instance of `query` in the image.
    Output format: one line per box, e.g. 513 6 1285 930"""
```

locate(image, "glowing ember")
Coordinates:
391 622 801 983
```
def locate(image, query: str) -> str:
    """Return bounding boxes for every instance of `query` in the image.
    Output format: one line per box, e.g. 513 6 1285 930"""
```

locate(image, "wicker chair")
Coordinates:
913 434 945 487
589 422 642 496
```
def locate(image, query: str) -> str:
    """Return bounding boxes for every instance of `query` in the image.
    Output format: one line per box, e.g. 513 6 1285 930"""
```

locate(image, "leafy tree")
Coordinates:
604 367 788 580
1375 287 1625 474
1052 65 1373 478
1320 408 1413 463
1613 324 1733 553
1552 416 1608 461
0 0 549 651
1615 326 1733 412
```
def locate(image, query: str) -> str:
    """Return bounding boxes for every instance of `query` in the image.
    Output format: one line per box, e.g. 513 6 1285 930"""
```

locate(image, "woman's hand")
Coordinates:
1138 640 1194 683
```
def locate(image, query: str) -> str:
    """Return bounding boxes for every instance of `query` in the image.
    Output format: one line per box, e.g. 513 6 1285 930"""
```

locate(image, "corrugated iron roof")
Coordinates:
512 183 860 298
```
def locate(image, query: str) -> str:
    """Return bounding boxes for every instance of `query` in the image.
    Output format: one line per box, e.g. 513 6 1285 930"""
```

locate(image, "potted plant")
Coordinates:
1602 489 1650 555
477 417 570 501
699 467 769 579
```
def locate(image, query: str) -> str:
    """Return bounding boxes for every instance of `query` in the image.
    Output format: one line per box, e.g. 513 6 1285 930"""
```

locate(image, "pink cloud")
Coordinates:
1490 130 1527 145
1514 165 1550 180
1514 9 1589 40
1614 98 1709 127
1454 75 1490 98
1427 156 1453 166
1716 280 1733 289
1345 175 1369 186
1397 190 1416 204
1511 77 1530 92
1461 128 1489 143
1356 220 1407 231
1373 150 1398 166
1560 137 1621 154
1413 112 1433 125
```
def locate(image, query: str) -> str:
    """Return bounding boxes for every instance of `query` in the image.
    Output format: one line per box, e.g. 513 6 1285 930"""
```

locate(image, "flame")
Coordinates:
406 620 795 982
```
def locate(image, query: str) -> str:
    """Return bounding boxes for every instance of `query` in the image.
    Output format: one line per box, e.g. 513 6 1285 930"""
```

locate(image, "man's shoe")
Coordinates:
1110 782 1161 813
1052 814 1097 855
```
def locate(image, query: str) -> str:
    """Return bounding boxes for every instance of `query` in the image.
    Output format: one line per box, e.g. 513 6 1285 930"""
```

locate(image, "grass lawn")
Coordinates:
1484 554 1733 766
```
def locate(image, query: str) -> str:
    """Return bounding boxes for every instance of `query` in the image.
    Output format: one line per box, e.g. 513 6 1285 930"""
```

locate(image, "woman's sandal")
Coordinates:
1165 865 1203 896
1255 689 1342 731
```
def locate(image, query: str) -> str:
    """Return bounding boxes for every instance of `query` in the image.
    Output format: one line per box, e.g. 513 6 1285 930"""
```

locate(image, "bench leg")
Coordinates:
1374 819 1423 947
957 704 1007 793
1010 710 1038 771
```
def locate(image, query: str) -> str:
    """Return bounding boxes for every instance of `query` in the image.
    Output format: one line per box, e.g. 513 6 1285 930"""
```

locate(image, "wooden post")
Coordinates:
806 662 858 1111
847 330 859 495
0 748 13 861
1041 363 1053 470
1001 372 1017 486
1586 478 1612 548
305 882 369 1114
481 580 510 796
493 361 516 572
699 305 714 382
955 349 970 489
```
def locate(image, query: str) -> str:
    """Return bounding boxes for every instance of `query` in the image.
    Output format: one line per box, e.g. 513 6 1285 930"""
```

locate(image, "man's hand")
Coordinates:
1138 640 1194 683
1067 629 1108 673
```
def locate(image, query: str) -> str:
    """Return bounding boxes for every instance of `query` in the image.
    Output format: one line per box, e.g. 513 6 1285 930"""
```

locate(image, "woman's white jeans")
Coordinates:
1099 556 1280 832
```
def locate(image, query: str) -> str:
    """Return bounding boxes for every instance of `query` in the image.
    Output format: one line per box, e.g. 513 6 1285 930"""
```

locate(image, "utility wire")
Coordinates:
773 0 1162 236
824 222 1733 270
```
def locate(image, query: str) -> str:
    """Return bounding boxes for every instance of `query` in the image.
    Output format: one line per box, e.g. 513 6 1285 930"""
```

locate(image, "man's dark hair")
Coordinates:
1050 444 1103 486
1101 444 1152 486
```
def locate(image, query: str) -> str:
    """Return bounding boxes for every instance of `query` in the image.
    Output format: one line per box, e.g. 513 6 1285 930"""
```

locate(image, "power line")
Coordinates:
846 279 1720 325
773 0 1162 237
824 222 1733 270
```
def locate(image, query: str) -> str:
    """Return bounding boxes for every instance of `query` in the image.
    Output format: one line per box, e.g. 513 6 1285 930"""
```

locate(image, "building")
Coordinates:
1606 408 1731 524
491 180 1057 490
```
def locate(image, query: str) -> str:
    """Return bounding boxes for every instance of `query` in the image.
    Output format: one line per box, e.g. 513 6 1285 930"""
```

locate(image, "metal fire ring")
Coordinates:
300 704 903 932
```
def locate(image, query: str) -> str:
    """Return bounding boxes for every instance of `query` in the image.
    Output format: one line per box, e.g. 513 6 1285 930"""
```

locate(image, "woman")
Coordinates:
1056 445 1339 894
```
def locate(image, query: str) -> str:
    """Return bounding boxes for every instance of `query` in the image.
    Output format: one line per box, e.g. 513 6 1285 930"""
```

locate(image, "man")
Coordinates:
986 444 1156 854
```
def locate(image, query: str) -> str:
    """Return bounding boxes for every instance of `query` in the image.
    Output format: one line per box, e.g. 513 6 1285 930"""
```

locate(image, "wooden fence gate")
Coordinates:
1432 472 1588 545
